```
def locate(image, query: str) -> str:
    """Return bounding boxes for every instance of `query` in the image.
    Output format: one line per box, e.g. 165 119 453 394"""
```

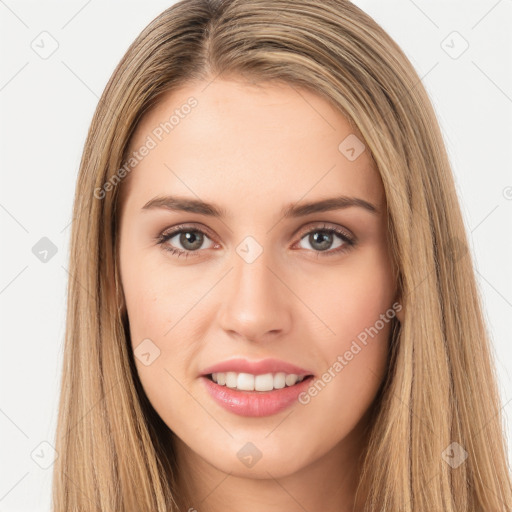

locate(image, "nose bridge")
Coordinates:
216 238 291 340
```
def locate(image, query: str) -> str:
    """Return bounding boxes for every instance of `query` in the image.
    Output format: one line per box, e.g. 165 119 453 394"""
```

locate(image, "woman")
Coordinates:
52 0 512 510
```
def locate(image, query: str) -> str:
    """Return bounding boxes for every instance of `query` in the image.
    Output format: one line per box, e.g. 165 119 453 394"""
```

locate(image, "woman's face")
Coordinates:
117 77 401 481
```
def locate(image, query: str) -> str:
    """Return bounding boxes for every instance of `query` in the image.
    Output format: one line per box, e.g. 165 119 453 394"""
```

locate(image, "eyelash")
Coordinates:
155 223 356 259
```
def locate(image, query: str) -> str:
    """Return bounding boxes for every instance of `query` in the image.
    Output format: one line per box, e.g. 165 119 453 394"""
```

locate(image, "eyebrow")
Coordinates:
141 195 379 218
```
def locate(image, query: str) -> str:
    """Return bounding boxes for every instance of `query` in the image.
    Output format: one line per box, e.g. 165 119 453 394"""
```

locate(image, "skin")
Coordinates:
117 77 403 512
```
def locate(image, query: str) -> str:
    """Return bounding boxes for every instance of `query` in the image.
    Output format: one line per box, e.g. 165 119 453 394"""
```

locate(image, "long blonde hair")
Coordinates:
52 0 512 510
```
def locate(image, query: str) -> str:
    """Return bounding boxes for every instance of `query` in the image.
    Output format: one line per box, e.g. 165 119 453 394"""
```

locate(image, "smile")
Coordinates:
201 373 315 417
209 371 308 391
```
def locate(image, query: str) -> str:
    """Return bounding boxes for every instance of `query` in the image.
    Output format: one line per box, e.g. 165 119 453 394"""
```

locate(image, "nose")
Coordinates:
216 247 293 343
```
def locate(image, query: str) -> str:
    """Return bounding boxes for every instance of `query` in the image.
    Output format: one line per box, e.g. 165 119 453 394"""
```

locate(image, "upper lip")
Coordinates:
200 358 314 377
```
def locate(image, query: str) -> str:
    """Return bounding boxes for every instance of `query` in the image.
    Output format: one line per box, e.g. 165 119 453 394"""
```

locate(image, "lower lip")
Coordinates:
200 375 314 417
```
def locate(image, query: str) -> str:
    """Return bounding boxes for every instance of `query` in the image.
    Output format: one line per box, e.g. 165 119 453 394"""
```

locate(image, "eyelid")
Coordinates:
158 222 354 244
159 222 218 242
294 221 354 242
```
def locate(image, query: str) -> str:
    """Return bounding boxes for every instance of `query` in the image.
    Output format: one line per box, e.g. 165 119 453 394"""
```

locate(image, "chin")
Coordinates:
197 438 313 479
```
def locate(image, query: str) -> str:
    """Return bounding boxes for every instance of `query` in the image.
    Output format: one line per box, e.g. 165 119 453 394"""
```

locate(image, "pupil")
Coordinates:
311 231 332 251
180 231 203 250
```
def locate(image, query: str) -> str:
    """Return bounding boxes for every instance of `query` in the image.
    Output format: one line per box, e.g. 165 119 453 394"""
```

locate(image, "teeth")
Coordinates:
210 372 307 391
274 372 286 389
237 372 255 391
225 372 237 388
255 373 274 391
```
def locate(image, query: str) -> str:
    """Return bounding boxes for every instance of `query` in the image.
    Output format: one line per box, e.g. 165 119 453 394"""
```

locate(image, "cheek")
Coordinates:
301 244 396 345
120 258 202 425
120 251 211 390
295 247 395 414
121 249 201 342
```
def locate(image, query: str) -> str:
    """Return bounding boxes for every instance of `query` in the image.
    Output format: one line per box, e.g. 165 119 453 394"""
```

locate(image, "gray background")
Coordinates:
1 0 511 510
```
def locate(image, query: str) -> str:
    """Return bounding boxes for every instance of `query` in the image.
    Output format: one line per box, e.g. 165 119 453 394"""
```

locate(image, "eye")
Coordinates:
156 222 356 259
156 224 216 259
294 223 356 257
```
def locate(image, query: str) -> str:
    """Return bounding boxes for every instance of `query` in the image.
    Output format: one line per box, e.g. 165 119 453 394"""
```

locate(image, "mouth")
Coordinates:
204 372 315 392
201 371 316 417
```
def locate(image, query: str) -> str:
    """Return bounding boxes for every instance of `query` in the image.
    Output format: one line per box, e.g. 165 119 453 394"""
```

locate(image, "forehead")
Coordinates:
122 78 384 215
